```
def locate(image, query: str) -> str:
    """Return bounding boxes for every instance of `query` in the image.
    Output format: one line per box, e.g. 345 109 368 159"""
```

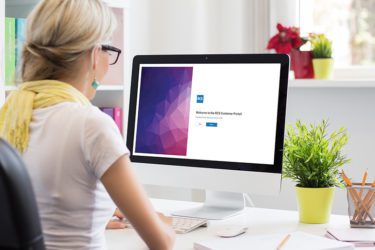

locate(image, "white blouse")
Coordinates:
23 102 129 250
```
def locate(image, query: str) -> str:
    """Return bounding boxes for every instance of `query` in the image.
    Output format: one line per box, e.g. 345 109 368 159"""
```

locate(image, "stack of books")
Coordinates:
5 17 26 85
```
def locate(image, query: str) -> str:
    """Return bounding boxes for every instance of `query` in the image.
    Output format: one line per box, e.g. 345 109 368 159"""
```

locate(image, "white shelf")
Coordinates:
4 85 16 91
289 79 375 88
97 85 124 91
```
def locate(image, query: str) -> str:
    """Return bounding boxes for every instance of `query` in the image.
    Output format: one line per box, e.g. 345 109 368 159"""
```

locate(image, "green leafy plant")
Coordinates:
310 34 333 59
283 120 350 188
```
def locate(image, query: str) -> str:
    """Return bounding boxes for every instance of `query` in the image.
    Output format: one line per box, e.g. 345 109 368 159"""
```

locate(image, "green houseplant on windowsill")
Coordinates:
283 120 350 223
311 34 334 79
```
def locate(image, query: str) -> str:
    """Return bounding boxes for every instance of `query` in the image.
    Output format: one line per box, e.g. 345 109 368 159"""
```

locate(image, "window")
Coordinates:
300 0 375 67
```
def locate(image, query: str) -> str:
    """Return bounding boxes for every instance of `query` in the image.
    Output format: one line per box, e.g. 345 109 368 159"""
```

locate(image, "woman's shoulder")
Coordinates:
79 105 120 134
84 105 116 126
49 102 111 119
36 102 115 129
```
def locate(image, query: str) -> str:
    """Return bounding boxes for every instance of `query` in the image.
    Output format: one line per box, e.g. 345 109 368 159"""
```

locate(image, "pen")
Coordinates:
359 169 368 198
355 180 373 221
276 234 291 250
361 180 375 221
355 179 375 223
342 171 374 223
342 171 364 222
341 170 352 187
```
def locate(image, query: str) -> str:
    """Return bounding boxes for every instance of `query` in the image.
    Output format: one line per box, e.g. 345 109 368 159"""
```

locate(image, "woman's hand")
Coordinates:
101 156 175 249
106 208 127 229
106 209 173 230
157 212 173 226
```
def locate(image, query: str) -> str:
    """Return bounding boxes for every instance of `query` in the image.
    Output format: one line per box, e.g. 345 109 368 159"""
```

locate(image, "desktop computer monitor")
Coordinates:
126 54 289 219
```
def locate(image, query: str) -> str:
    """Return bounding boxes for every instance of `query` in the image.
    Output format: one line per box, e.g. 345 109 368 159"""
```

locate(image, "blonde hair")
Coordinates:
21 0 117 82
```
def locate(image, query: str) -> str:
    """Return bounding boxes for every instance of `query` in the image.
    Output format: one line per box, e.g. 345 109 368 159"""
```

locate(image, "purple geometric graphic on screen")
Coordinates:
135 67 193 156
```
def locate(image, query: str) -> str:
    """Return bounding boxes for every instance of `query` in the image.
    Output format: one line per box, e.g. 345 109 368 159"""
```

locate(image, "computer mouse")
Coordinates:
215 225 248 238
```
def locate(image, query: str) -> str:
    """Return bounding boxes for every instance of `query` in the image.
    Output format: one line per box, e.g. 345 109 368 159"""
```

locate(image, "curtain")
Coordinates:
130 0 271 55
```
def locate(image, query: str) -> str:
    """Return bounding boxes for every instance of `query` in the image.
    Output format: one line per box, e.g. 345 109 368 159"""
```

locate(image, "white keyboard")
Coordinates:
172 216 207 234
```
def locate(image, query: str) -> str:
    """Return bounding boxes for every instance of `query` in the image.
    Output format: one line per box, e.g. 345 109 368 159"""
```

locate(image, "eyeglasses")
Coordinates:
101 45 122 65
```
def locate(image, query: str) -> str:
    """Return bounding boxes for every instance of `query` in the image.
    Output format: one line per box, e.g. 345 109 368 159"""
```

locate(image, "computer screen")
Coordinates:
134 63 279 163
127 54 289 174
126 54 289 219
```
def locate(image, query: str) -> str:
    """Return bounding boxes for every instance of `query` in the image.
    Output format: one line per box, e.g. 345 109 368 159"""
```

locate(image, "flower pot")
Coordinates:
295 186 335 224
312 58 334 79
290 49 314 79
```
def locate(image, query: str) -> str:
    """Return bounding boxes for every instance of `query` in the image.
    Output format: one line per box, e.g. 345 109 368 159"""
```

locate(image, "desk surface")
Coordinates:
105 199 375 250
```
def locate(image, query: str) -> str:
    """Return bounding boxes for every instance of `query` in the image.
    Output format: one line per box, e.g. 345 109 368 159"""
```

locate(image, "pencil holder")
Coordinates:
346 183 375 228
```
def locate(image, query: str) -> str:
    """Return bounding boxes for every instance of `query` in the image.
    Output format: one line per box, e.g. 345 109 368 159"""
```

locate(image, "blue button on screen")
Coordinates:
206 122 218 127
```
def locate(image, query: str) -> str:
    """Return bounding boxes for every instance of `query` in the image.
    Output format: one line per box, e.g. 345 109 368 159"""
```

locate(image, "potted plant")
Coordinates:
267 23 314 79
311 34 334 79
283 120 350 223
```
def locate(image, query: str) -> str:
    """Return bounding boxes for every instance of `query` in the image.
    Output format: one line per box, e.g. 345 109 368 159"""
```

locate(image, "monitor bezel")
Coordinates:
127 54 289 174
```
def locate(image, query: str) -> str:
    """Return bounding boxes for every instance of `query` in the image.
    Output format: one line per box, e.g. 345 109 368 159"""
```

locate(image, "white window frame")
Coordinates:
270 0 375 80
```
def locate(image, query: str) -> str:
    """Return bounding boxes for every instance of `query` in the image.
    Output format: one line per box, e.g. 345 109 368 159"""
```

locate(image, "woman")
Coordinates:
0 0 175 249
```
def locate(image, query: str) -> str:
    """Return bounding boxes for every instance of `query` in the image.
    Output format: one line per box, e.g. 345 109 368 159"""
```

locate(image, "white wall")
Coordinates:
129 0 269 57
142 86 375 215
128 0 272 202
269 0 299 34
129 0 375 215
252 87 375 215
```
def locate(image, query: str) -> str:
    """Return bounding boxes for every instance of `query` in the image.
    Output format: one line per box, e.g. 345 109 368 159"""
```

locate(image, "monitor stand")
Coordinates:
172 191 245 220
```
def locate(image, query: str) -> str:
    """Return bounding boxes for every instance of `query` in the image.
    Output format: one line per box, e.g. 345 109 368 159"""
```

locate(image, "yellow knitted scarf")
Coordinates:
0 80 91 153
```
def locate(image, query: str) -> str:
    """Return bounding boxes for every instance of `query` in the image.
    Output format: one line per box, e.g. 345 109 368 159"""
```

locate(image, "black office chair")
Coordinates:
0 138 45 250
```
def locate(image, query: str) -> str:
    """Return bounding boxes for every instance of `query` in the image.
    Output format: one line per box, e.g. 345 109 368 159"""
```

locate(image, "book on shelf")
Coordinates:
4 17 27 86
99 107 123 134
5 17 16 86
16 18 27 67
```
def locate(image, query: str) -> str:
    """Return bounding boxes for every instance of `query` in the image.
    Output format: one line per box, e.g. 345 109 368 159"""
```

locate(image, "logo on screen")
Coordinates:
197 95 204 103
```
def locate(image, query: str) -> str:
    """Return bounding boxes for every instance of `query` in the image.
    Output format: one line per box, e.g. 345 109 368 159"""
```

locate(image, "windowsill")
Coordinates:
289 79 375 88
288 67 375 87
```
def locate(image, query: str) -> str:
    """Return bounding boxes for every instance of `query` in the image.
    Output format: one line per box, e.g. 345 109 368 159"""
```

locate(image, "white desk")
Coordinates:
106 199 375 250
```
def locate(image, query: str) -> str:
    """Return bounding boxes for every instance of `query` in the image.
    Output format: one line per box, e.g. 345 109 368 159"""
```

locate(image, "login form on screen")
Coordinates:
133 63 281 165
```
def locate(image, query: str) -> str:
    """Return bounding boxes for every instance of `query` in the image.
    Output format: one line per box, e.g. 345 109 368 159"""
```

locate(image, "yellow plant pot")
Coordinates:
295 186 335 224
313 58 334 79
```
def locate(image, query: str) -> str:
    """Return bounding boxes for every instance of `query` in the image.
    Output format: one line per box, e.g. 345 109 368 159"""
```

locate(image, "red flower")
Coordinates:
267 23 305 54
